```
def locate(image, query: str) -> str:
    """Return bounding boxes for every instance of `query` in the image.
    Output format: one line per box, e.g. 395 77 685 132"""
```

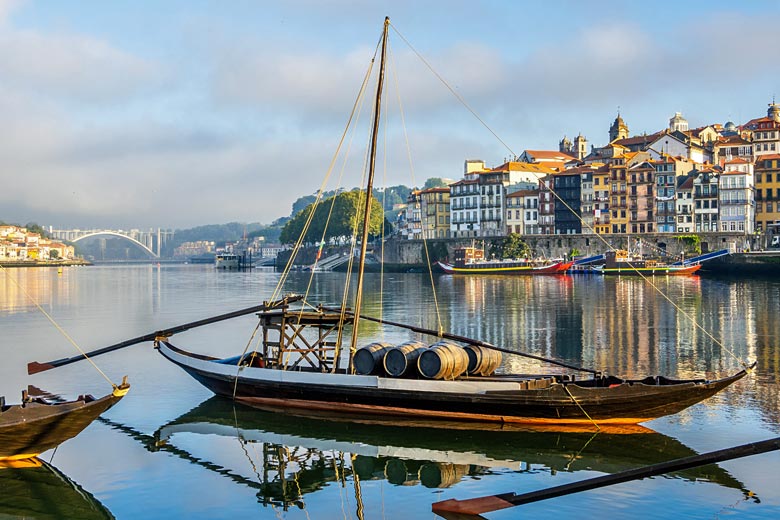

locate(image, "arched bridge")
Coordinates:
48 228 174 258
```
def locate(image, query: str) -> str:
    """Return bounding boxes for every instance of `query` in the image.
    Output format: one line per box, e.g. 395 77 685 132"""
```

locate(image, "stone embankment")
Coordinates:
0 259 92 268
380 232 757 270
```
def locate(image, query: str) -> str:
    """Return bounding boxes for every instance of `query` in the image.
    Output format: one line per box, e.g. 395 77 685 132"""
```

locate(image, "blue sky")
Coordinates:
1 0 779 229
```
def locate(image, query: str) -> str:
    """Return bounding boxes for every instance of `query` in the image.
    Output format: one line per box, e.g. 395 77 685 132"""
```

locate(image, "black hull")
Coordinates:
159 342 749 425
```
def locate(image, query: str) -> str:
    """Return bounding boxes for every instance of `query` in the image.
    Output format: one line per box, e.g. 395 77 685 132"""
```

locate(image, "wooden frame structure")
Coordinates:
258 304 352 373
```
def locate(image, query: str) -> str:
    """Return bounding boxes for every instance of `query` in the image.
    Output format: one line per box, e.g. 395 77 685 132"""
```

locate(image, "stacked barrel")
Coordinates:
354 340 502 379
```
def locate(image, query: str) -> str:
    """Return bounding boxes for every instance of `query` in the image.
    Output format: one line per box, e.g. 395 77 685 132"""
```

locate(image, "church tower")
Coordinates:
769 100 780 123
574 133 588 159
559 135 573 154
669 112 689 132
609 113 629 142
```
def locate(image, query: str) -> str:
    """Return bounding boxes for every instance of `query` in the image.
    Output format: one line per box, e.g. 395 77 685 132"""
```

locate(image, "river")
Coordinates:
1 265 778 519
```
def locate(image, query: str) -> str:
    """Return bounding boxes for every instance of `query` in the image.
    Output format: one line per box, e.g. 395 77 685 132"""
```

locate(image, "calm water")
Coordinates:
1 265 779 519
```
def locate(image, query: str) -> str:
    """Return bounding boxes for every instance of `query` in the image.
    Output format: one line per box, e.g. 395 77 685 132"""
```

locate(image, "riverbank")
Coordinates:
0 259 91 268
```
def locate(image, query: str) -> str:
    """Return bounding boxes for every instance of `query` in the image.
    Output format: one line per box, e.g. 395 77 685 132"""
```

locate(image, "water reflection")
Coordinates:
0 458 114 519
101 397 752 514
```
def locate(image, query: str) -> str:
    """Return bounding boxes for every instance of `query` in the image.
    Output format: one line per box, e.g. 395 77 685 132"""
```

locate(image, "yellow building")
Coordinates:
755 154 780 233
420 187 450 239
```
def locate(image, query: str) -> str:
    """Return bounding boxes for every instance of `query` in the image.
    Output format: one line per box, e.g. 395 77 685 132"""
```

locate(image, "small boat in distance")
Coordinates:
437 246 572 275
0 379 129 461
215 253 239 269
595 250 701 276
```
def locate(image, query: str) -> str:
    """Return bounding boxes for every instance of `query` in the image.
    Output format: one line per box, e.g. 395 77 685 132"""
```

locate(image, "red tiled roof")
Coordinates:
614 131 664 147
524 150 577 161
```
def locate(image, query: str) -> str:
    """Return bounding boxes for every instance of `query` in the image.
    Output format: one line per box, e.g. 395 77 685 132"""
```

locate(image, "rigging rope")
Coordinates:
387 24 749 371
269 33 382 305
1 265 118 389
388 43 444 335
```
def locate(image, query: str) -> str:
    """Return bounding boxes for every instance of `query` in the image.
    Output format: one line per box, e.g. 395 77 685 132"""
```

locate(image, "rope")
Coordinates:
388 44 444 334
563 383 600 431
1 264 117 388
269 35 381 304
388 22 516 158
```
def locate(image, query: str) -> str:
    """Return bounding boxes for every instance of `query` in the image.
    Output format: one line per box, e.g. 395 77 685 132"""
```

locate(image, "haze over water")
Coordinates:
1 265 778 519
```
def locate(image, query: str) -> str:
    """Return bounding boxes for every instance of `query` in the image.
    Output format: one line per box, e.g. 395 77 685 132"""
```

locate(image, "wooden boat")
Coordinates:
437 246 572 275
29 18 750 428
0 379 129 461
0 458 114 519
594 250 701 276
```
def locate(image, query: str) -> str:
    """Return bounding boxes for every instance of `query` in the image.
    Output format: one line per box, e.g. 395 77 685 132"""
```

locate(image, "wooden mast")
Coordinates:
349 17 390 365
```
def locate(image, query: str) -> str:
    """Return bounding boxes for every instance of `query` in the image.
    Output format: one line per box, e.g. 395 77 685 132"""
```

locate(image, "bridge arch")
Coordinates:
70 231 157 258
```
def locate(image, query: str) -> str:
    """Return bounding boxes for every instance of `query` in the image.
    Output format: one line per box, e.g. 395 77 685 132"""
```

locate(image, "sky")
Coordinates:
1 0 779 230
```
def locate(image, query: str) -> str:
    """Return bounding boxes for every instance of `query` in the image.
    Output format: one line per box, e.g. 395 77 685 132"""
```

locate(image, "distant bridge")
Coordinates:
48 228 174 258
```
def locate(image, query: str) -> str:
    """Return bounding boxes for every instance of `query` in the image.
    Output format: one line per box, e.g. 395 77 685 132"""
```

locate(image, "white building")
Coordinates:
719 159 755 233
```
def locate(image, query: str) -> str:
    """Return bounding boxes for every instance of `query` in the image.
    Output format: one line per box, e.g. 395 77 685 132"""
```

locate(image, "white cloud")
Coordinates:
0 29 161 102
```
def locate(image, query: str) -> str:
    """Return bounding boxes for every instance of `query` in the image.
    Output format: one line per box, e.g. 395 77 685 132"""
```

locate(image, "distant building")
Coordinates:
719 159 755 234
609 113 630 142
419 187 450 239
553 169 582 234
692 168 720 232
669 112 689 132
754 154 780 233
676 175 695 233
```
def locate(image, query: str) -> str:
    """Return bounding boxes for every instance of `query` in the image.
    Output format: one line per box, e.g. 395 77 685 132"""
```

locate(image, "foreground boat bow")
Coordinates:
0 379 130 461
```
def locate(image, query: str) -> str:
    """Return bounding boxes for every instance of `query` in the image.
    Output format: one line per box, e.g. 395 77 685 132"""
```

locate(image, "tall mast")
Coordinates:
349 17 389 362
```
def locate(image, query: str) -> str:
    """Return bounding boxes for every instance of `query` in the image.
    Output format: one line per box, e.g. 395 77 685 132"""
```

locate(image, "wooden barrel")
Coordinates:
383 340 428 377
419 463 468 488
464 345 503 376
417 341 469 380
353 342 394 375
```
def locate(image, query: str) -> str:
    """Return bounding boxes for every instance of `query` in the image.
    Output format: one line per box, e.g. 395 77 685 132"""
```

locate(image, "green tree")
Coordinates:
423 178 449 189
280 190 386 245
49 249 60 260
500 233 531 259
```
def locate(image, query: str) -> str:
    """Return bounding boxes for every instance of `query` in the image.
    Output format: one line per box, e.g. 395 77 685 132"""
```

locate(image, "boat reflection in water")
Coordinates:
103 397 751 513
0 457 114 520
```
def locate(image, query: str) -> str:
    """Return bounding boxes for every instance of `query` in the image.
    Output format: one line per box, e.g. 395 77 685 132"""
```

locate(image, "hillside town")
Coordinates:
396 102 780 243
0 225 75 262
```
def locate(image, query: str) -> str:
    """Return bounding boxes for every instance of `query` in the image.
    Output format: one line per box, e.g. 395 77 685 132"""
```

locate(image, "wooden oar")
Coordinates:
322 306 598 375
27 295 302 375
432 436 780 516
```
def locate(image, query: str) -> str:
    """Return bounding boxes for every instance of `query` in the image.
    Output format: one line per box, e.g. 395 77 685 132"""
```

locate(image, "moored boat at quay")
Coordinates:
437 246 572 275
594 250 701 276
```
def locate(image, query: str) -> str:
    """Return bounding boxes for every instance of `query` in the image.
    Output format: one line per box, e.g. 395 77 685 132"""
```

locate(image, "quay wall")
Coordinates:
381 232 757 267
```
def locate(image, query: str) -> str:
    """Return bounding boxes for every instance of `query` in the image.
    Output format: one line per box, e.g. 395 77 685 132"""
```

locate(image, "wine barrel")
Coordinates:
353 342 394 375
419 463 468 488
417 341 469 380
464 344 502 376
383 340 428 377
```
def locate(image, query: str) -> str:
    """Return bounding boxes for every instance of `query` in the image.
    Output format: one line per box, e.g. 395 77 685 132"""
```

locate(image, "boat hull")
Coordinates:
597 264 701 276
158 341 747 425
0 388 128 460
437 261 573 275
